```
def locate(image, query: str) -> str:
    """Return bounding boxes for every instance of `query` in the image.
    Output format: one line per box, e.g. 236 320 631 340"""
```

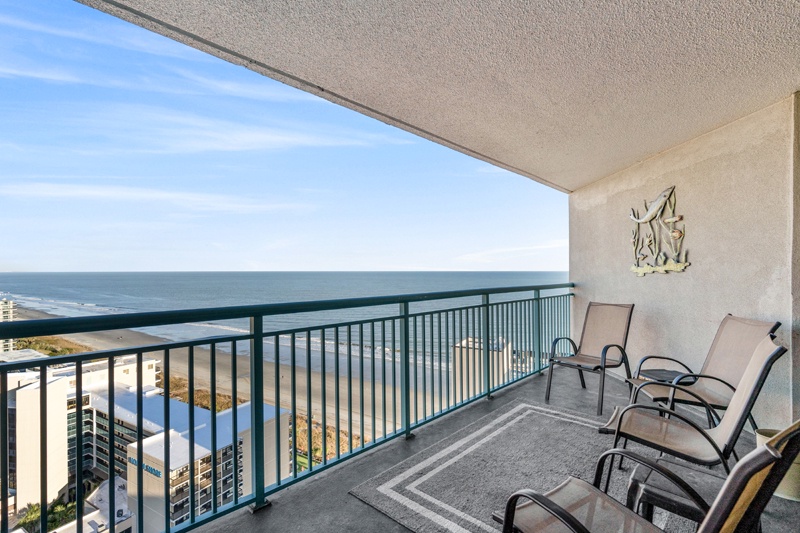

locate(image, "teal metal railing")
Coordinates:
0 283 572 533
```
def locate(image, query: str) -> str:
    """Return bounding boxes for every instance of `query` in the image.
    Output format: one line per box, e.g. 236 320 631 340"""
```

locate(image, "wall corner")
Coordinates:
792 91 800 421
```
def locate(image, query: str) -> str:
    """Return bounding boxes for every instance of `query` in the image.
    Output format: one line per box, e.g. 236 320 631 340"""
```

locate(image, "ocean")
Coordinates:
0 271 568 363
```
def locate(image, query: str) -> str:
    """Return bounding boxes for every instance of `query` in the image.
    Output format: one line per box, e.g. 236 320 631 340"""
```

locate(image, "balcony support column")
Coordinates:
249 315 271 512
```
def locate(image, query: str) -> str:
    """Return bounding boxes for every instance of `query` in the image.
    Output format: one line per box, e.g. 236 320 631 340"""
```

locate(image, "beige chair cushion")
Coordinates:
577 303 633 364
602 406 722 464
507 477 661 533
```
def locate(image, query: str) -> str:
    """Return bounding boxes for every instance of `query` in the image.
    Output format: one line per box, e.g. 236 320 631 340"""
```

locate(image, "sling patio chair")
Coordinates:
545 302 634 415
493 418 800 533
627 314 780 429
599 335 787 474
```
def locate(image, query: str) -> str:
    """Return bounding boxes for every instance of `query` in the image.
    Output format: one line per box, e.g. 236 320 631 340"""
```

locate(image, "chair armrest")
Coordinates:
613 403 729 471
550 337 578 360
634 355 694 379
671 373 736 393
631 381 721 425
592 449 710 514
501 489 590 533
600 344 629 372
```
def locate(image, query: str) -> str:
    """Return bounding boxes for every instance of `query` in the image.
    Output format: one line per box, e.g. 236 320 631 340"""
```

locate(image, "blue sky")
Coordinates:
0 0 568 272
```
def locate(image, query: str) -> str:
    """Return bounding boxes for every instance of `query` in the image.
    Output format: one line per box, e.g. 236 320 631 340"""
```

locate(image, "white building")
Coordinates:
0 299 14 352
52 477 134 533
6 354 158 509
126 400 288 532
5 353 289 533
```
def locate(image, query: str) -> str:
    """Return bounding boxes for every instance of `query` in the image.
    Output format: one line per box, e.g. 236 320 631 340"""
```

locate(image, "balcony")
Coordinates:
0 283 797 532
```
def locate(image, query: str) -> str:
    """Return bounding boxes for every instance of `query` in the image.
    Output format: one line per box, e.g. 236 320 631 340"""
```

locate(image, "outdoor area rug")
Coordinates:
351 399 694 532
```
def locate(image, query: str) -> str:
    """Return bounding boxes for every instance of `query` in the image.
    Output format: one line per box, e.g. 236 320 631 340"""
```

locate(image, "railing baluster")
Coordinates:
163 349 171 533
231 341 239 505
347 326 353 452
533 290 542 371
359 324 365 445
290 333 298 476
320 329 327 465
211 343 218 512
370 323 376 443
420 315 426 419
187 347 195 524
381 321 387 439
437 313 443 414
39 366 47 533
445 312 450 409
76 360 84 533
429 313 434 414
107 357 116 533
482 295 491 396
305 331 312 470
412 315 418 423
399 302 412 438
250 317 267 510
391 319 397 433
274 334 282 481
472 307 478 397
334 327 341 459
136 351 144 532
0 370 7 533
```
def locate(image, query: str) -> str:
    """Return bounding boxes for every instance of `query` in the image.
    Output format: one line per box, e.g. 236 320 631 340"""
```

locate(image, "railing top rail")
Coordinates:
0 283 573 339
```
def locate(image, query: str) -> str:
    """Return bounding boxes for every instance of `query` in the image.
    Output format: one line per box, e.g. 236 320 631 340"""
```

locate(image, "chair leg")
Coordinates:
640 502 654 522
578 369 586 389
748 413 759 432
545 361 554 402
617 438 628 470
604 434 620 493
597 370 605 416
706 408 715 428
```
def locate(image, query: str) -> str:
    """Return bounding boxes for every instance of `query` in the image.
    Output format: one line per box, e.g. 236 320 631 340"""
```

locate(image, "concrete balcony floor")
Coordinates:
202 370 799 533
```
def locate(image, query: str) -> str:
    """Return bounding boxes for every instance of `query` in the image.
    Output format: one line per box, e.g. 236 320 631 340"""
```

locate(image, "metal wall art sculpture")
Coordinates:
629 186 689 276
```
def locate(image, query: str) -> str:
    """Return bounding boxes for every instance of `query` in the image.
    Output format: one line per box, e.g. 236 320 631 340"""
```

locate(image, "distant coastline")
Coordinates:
15 305 172 352
12 304 389 433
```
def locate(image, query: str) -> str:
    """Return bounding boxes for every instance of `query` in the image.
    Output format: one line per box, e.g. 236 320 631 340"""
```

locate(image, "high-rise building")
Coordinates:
4 353 289 533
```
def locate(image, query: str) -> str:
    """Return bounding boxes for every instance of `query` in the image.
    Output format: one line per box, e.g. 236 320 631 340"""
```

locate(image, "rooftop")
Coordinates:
91 383 286 468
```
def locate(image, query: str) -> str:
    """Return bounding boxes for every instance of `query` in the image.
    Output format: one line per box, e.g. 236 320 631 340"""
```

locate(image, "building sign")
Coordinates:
629 186 690 276
128 457 162 478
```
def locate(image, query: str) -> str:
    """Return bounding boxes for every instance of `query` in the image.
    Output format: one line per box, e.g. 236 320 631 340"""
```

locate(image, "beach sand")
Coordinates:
13 307 450 441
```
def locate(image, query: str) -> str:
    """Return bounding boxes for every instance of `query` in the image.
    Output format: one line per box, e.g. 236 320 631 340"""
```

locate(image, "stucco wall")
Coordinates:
569 95 797 429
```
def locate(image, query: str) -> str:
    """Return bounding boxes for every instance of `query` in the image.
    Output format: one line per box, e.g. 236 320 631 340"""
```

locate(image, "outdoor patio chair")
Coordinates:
599 335 786 474
545 302 634 415
628 314 780 429
493 418 800 533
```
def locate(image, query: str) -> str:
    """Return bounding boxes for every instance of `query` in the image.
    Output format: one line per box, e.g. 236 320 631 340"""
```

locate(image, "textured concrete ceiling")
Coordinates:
80 1 800 193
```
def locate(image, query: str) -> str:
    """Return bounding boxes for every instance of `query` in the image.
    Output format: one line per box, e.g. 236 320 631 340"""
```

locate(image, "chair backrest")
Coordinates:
576 302 634 364
700 315 780 391
698 418 800 533
707 336 787 454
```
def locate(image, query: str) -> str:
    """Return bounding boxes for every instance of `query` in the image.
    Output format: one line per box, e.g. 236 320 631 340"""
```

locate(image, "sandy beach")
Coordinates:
14 307 450 441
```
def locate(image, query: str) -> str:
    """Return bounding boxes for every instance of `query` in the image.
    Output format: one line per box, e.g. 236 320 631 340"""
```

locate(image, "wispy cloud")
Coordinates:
0 182 310 214
0 63 82 83
23 103 408 155
172 69 321 102
0 13 203 60
456 240 569 264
